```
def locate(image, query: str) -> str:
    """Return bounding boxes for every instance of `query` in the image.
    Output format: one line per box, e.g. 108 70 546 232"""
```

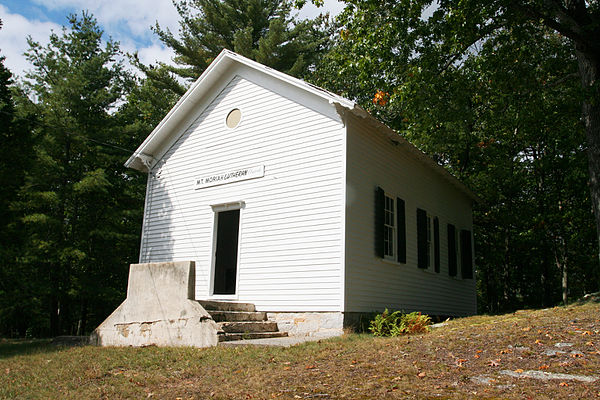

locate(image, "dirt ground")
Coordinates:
1 301 599 399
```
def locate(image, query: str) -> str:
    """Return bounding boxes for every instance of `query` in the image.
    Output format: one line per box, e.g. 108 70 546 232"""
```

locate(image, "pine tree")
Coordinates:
17 13 141 336
141 0 332 96
0 19 37 336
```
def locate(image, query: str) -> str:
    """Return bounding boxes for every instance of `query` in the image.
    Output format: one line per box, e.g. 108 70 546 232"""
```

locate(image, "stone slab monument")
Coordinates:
91 261 218 347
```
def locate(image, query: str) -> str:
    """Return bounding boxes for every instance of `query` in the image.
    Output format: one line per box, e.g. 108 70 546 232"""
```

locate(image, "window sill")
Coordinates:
381 258 406 267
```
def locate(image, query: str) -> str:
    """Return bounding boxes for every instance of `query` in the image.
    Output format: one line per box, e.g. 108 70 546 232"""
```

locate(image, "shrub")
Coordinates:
400 312 431 334
369 310 431 337
369 309 402 337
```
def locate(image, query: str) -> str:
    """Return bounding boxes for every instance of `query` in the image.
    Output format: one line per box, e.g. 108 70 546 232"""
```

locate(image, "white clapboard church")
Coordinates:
93 50 477 347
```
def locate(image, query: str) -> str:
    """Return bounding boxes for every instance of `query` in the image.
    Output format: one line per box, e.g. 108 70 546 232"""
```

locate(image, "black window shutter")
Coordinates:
433 217 440 273
416 208 427 268
448 224 457 277
375 187 385 258
396 197 406 263
460 229 473 279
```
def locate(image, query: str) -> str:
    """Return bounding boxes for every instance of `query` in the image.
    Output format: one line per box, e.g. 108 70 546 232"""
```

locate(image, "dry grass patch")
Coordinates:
1 302 599 399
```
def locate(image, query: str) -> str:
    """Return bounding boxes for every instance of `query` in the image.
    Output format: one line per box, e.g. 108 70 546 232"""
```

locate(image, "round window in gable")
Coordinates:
225 108 242 129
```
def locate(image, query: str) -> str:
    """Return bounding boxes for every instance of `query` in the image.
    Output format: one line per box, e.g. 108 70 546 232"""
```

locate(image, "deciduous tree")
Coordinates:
312 1 599 311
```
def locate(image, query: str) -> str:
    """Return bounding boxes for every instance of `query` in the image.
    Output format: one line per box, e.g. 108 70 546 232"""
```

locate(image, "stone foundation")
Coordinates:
266 312 344 338
342 312 379 332
91 261 219 347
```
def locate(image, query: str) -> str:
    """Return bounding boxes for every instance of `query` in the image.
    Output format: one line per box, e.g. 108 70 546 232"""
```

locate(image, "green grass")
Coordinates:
1 302 599 399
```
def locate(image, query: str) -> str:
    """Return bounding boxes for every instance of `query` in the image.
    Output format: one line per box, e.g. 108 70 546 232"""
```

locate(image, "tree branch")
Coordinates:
544 72 578 88
517 0 599 53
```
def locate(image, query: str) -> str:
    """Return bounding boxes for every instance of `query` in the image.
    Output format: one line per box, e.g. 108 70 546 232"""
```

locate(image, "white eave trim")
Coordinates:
124 49 477 203
124 49 356 172
333 103 479 203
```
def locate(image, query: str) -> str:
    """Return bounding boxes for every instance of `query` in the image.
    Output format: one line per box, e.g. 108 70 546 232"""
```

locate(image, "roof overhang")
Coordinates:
125 49 356 172
125 49 478 203
333 103 479 203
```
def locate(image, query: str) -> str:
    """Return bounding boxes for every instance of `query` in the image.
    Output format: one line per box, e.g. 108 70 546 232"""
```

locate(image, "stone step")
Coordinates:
217 331 288 342
198 300 255 312
218 321 279 333
209 311 267 322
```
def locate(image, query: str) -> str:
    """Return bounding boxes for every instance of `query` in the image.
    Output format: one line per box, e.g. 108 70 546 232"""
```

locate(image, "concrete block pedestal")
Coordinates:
91 261 219 348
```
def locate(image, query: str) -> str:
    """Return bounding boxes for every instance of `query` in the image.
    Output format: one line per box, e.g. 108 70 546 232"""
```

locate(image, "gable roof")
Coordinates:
125 49 477 202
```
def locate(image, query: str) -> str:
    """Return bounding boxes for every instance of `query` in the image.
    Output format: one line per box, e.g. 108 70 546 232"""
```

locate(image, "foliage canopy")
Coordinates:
0 13 146 336
312 0 599 311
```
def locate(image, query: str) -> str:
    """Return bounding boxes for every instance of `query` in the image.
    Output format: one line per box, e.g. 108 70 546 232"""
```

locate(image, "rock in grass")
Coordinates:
500 370 598 383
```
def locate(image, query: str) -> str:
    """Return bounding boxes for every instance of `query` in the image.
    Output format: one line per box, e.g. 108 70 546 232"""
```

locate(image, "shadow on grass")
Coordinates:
0 339 69 359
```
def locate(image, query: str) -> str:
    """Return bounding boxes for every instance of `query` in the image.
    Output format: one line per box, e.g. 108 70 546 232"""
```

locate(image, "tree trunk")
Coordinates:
554 241 568 305
49 297 59 337
49 263 60 337
503 228 511 311
77 299 88 336
562 259 568 305
576 49 600 269
533 146 552 307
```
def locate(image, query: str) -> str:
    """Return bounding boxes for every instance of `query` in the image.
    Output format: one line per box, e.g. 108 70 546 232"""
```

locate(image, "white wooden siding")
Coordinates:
140 75 345 312
344 115 477 316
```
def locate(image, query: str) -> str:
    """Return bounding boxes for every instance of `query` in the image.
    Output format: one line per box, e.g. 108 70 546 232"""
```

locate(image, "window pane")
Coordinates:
383 195 395 257
427 243 432 267
427 216 431 241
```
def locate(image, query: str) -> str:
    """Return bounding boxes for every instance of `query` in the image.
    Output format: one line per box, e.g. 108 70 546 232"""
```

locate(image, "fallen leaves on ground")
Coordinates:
1 302 599 400
488 359 501 367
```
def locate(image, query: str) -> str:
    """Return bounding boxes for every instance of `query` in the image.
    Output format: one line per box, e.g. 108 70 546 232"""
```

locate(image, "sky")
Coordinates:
0 0 345 79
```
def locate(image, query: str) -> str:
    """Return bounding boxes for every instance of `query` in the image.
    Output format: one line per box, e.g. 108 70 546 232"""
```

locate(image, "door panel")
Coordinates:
213 209 240 295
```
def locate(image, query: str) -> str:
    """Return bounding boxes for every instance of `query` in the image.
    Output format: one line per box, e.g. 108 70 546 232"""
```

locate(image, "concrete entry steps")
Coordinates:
197 300 288 342
217 331 289 341
219 321 279 333
198 300 256 312
210 311 267 322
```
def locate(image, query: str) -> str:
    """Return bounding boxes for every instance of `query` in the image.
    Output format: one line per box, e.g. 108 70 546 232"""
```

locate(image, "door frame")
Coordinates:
209 201 245 299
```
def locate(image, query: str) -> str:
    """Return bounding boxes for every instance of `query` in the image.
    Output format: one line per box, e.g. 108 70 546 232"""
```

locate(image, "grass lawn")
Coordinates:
1 302 599 399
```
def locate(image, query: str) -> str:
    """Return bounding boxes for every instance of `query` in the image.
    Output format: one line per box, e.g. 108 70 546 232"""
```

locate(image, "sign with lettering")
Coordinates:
194 165 264 189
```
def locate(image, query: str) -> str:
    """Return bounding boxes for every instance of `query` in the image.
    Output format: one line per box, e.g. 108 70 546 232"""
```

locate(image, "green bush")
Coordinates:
368 309 401 337
369 309 431 337
400 311 432 334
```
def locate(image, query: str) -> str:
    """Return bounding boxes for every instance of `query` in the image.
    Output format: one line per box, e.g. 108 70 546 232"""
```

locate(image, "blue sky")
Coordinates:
0 0 344 79
3 0 66 22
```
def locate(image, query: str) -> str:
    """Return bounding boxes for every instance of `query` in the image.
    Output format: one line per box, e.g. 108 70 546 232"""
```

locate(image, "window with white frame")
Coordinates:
384 195 395 258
